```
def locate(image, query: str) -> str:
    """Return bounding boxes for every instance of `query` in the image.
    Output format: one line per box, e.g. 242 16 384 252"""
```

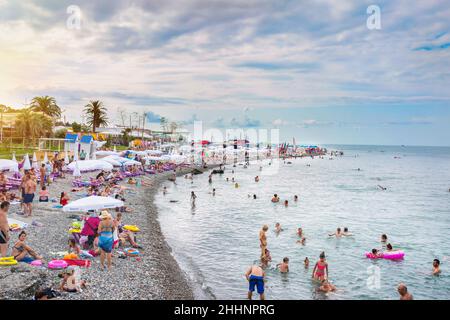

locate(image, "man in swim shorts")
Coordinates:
0 201 10 257
245 265 265 300
23 175 37 217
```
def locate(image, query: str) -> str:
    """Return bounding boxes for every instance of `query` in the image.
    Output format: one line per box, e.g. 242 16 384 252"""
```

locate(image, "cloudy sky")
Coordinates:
1 0 449 145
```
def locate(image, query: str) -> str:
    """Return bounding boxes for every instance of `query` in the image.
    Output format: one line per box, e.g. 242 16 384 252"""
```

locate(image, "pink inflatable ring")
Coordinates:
48 260 68 269
365 251 405 260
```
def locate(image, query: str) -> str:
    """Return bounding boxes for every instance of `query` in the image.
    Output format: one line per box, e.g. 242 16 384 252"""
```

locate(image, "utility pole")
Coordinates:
142 112 146 140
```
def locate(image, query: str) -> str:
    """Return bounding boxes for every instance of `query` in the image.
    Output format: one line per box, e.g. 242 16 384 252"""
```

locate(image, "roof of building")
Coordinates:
65 133 78 143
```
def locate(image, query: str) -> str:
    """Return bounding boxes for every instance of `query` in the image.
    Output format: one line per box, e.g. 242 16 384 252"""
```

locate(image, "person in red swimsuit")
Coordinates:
312 251 328 281
60 192 70 206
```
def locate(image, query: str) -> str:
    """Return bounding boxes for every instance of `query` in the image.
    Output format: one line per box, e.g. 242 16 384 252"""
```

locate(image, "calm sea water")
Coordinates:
156 145 450 300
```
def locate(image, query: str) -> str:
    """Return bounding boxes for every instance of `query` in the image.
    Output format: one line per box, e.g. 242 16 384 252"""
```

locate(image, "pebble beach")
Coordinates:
1 166 206 300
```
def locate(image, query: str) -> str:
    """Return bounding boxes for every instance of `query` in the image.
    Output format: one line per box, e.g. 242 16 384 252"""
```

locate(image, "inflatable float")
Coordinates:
123 225 140 232
48 260 68 269
365 251 405 260
0 256 18 266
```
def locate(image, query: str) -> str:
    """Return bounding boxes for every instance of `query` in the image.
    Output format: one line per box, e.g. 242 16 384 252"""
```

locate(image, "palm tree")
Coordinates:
84 100 109 133
30 96 61 119
15 108 53 146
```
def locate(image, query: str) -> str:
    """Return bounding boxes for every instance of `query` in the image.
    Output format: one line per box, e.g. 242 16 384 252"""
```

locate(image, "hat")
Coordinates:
99 210 112 220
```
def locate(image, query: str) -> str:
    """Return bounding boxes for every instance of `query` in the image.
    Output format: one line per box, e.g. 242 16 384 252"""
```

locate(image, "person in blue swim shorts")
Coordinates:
245 265 266 300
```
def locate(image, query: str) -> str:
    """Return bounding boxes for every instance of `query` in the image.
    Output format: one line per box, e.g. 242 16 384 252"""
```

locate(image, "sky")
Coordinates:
0 0 449 146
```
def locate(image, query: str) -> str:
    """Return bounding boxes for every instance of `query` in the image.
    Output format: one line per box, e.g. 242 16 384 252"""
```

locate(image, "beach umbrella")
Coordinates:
43 152 49 164
64 151 69 165
23 154 32 170
73 142 79 161
12 152 16 162
67 160 113 172
62 196 124 212
32 152 37 162
73 161 81 177
92 152 97 160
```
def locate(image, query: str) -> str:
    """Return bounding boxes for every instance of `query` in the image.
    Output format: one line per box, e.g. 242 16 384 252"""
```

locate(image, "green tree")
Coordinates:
84 100 109 133
14 108 53 146
160 117 168 132
71 122 82 132
30 96 61 119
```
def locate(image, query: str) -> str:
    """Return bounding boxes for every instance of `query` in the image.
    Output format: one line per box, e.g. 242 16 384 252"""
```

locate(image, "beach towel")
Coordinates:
8 218 28 230
63 259 91 268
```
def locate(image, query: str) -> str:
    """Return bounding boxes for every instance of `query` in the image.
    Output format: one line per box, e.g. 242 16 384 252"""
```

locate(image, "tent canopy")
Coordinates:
67 160 113 172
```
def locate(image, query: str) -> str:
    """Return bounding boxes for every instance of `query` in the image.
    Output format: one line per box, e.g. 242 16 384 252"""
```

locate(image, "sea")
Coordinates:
155 145 450 300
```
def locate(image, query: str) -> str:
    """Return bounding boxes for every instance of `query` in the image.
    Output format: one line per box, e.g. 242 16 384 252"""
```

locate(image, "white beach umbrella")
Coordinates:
64 151 69 165
73 161 81 177
32 152 37 162
123 159 142 166
12 152 17 162
23 154 32 170
62 196 124 212
92 152 97 160
85 152 90 161
73 142 79 161
43 152 49 163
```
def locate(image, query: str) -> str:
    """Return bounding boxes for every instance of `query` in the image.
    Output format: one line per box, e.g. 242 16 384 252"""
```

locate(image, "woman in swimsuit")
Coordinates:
312 252 328 281
11 231 42 262
97 211 115 270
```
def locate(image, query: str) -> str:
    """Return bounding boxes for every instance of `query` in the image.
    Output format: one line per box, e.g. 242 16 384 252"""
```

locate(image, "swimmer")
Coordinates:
371 248 383 258
255 176 259 182
232 177 235 182
212 188 216 196
274 222 283 233
297 228 304 238
208 175 212 184
276 257 289 273
329 228 343 238
297 237 306 245
385 243 397 252
397 283 413 300
381 234 388 243
271 194 280 203
226 178 229 182
253 194 257 200
433 259 441 275
163 186 167 195
343 227 353 236
304 257 309 268
312 252 328 281
378 185 387 191
235 183 239 188
319 279 336 293
261 249 272 267
294 195 298 202
284 200 288 207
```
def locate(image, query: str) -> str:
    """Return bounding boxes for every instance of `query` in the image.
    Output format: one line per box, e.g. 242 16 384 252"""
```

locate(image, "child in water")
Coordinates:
277 257 289 273
275 222 283 233
319 279 336 293
304 257 309 268
312 252 328 281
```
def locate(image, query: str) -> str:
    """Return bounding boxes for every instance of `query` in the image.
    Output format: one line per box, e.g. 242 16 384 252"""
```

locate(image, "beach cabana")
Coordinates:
62 196 124 212
64 133 79 156
80 135 94 159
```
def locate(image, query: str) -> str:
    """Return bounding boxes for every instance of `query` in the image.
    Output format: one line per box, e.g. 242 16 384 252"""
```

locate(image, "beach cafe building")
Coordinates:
64 133 79 155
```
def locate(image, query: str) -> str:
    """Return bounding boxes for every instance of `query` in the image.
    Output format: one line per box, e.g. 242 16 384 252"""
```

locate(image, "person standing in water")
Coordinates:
190 191 197 207
433 259 441 275
312 252 329 281
259 225 269 259
245 265 265 300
